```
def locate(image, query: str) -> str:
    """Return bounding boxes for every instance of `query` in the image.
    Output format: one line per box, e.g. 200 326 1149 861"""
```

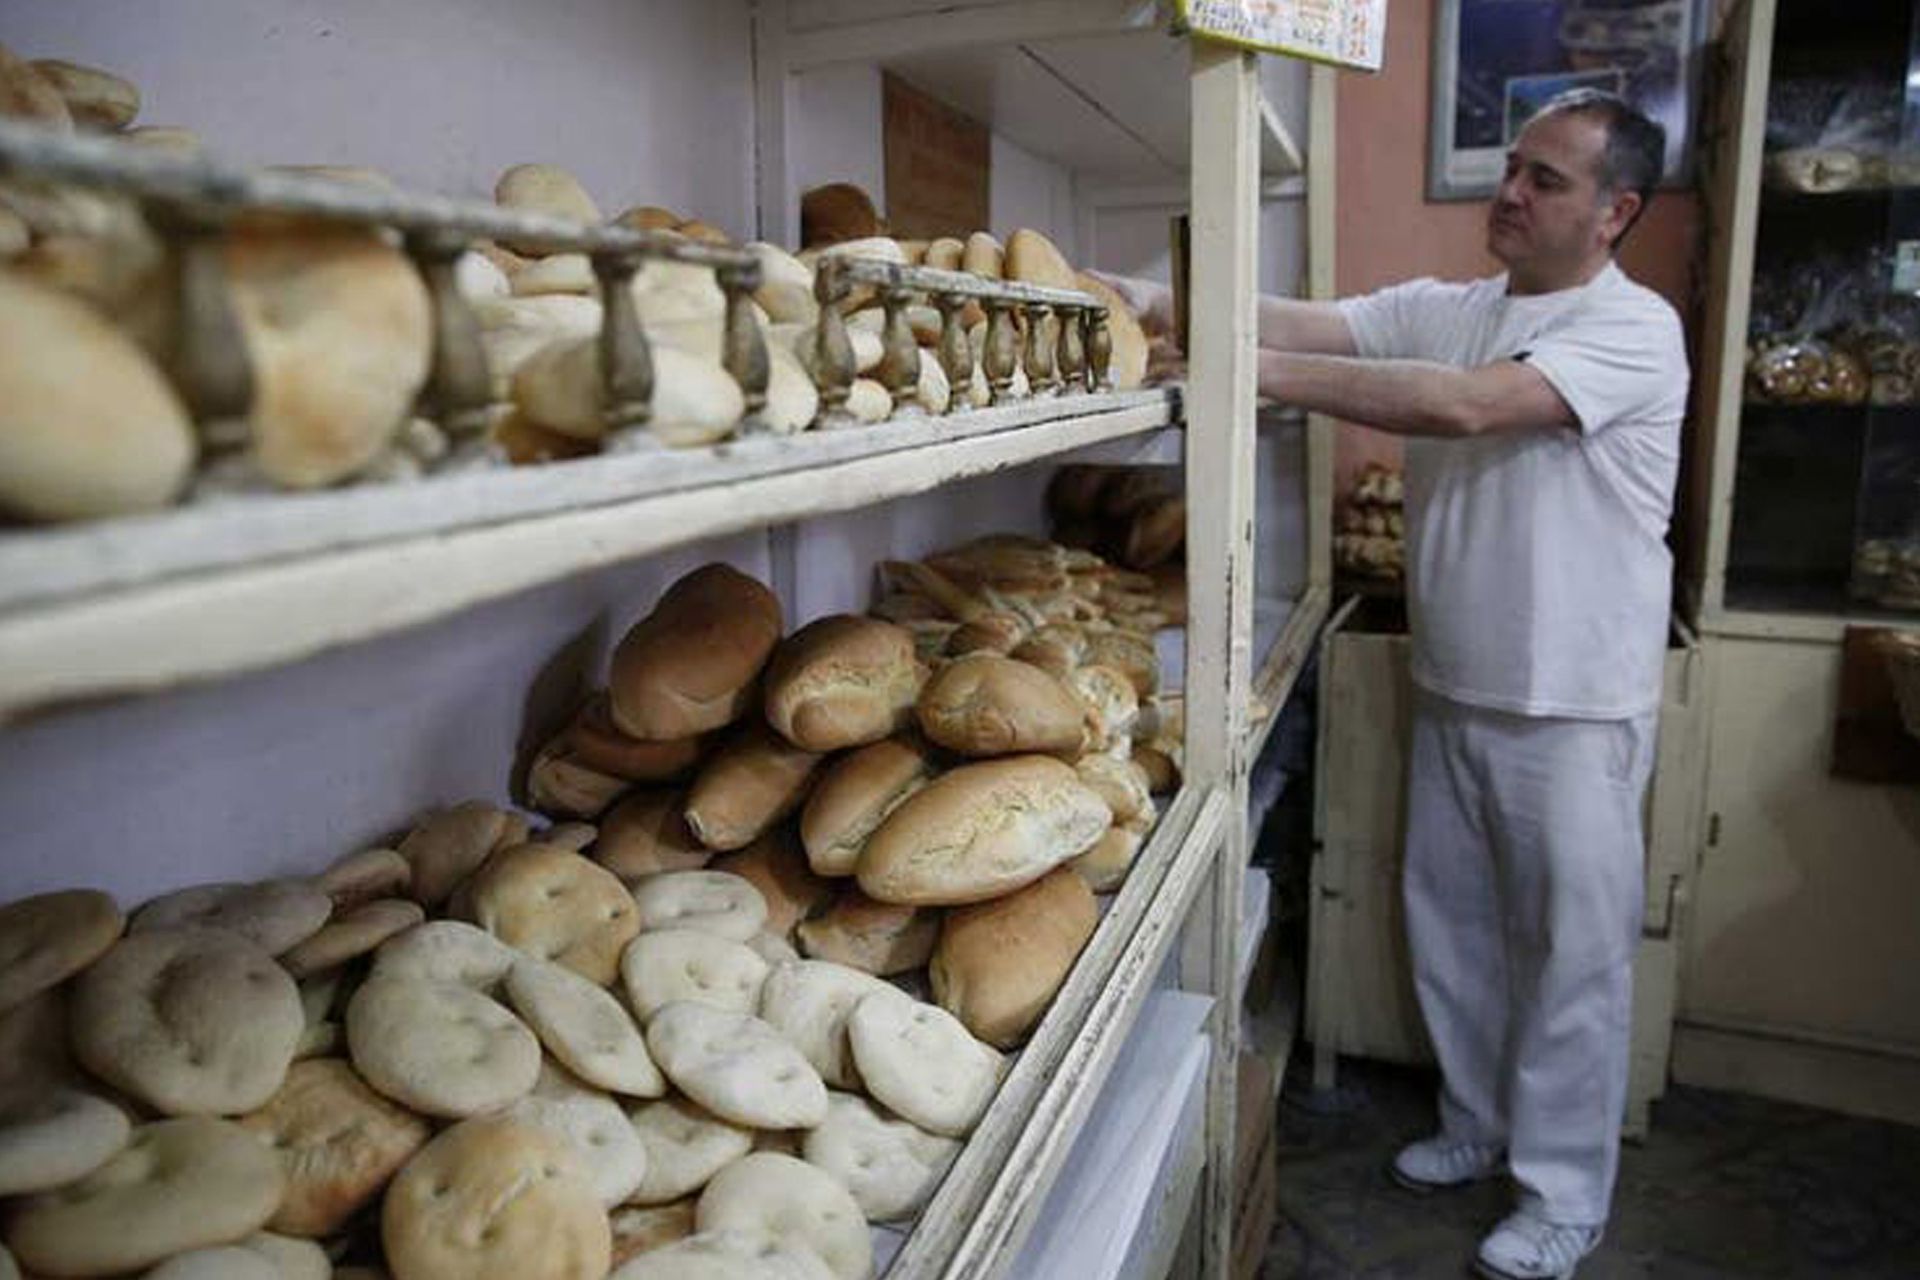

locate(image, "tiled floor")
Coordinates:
1264 1058 1920 1279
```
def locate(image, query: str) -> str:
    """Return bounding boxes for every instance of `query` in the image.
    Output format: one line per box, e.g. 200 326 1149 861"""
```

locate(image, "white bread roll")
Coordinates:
0 270 194 520
608 564 784 741
962 232 1003 279
916 654 1088 758
223 226 432 488
763 615 922 752
494 164 600 252
923 238 965 272
798 736 934 876
856 755 1109 906
748 241 817 325
930 866 1097 1048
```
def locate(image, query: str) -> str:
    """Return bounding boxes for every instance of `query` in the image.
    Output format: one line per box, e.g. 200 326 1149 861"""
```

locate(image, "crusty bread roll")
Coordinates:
1123 496 1185 570
1133 744 1180 794
796 888 939 977
1085 630 1159 698
763 615 923 752
221 225 433 489
801 183 884 248
684 724 823 852
0 44 71 130
29 60 138 130
612 206 682 233
1068 663 1140 753
748 241 817 326
916 654 1088 758
799 736 934 876
609 564 784 741
931 866 1097 1047
0 269 195 521
1010 623 1087 679
923 237 965 272
1003 229 1076 291
561 695 703 782
857 755 1110 905
943 612 1031 658
1070 818 1147 892
593 789 711 882
1073 755 1153 828
711 830 833 938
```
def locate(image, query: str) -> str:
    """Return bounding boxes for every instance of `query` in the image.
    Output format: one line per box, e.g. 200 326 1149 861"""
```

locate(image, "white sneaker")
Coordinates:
1474 1209 1603 1280
1388 1135 1504 1192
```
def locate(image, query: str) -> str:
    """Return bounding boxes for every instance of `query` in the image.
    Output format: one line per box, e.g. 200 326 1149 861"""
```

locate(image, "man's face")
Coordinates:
1486 110 1637 277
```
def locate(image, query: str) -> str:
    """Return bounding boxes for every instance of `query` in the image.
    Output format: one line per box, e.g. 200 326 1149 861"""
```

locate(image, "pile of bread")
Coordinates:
1044 463 1187 578
0 50 1150 526
0 536 1181 1280
1333 463 1405 584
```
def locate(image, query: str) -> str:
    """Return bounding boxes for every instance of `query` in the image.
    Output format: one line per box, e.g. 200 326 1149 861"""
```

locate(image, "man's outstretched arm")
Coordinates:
1084 270 1358 356
1258 351 1578 438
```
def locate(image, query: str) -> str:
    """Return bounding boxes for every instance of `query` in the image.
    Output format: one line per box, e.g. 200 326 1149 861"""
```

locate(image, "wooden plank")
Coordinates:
0 398 1177 722
1692 0 1774 626
1183 38 1259 1280
883 785 1227 1277
882 72 990 240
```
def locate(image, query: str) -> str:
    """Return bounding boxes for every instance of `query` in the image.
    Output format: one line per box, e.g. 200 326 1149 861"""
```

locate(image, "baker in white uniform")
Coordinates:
1103 89 1688 1280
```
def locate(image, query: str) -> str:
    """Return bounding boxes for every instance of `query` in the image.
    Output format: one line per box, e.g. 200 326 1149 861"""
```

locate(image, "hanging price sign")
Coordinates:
1175 0 1387 71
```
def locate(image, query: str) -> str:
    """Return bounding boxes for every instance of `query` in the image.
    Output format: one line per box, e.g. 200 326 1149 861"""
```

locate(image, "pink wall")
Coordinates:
1331 0 1703 489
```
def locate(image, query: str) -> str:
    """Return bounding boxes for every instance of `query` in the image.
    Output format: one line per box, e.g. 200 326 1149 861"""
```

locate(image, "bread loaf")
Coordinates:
916 654 1088 757
1073 755 1153 827
931 866 1097 1047
857 755 1110 905
0 269 195 521
1123 496 1185 569
763 615 922 752
1003 229 1076 291
1073 271 1150 390
1068 663 1140 753
923 237 965 272
0 45 71 130
801 183 884 247
558 695 703 783
684 724 823 852
612 206 683 233
1010 623 1087 678
796 889 939 977
963 232 1003 279
494 164 601 254
1069 818 1148 892
747 241 816 325
798 736 934 876
609 564 783 741
943 612 1031 658
710 830 833 938
525 738 629 819
1085 629 1159 698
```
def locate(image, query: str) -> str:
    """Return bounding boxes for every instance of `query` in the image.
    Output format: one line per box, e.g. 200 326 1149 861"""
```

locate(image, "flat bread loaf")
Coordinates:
630 870 768 941
382 1114 609 1280
469 842 639 986
624 1096 753 1205
856 755 1110 906
695 1153 871 1280
0 1085 129 1196
609 1229 834 1280
620 929 769 1022
645 1001 828 1130
71 928 303 1115
370 919 517 990
710 831 833 938
507 1065 651 1206
847 991 1004 1137
756 959 892 1090
803 1091 961 1222
236 1057 430 1238
396 801 512 908
346 975 540 1118
930 866 1097 1048
0 888 122 1014
130 878 332 956
505 956 665 1097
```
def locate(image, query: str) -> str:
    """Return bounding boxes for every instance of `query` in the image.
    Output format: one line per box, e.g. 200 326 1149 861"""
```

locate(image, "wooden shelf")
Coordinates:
1246 583 1330 760
0 389 1178 723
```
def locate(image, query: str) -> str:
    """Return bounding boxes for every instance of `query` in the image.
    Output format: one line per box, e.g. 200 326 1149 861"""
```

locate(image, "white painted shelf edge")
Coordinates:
888 785 1230 1278
1238 863 1272 1000
0 390 1179 722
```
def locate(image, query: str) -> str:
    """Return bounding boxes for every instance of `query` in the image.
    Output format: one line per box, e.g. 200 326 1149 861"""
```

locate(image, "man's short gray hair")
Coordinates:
1534 88 1666 244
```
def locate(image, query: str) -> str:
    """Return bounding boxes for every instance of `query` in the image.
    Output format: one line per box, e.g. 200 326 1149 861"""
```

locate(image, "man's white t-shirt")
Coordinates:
1337 263 1689 720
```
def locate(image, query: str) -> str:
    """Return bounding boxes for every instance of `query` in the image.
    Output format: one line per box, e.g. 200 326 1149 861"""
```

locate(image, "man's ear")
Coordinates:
1603 189 1644 248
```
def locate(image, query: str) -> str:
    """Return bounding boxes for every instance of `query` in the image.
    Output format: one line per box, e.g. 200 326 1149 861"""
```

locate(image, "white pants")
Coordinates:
1403 691 1656 1227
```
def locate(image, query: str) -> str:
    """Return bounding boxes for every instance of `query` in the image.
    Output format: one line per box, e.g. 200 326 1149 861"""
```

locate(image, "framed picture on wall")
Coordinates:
1428 0 1711 201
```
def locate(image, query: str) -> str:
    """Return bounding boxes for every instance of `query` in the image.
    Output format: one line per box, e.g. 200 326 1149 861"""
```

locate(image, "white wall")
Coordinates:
3 0 758 233
788 62 888 241
991 135 1080 260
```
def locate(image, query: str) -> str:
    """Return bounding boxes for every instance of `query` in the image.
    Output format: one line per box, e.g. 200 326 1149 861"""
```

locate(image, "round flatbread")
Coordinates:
504 956 664 1097
608 1229 835 1280
236 1057 431 1238
757 960 891 1091
316 846 412 909
470 843 639 986
645 1002 827 1130
346 974 540 1118
0 1084 129 1195
624 1096 754 1205
847 990 1004 1137
746 932 800 966
5 1117 285 1276
381 1114 609 1280
144 1246 279 1280
396 801 511 907
71 928 303 1115
630 871 767 941
370 919 518 990
279 898 425 979
695 1153 871 1280
0 889 122 1014
241 1233 331 1280
130 880 332 956
506 1065 650 1206
620 930 768 1023
803 1091 961 1221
